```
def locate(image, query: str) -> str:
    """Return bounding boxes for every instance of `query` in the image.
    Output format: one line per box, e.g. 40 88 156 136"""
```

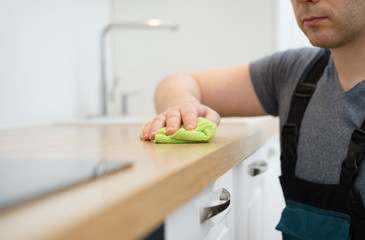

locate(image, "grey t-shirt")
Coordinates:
249 47 365 204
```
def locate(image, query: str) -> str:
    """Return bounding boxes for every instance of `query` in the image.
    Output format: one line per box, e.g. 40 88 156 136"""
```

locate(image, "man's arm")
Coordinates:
142 64 267 141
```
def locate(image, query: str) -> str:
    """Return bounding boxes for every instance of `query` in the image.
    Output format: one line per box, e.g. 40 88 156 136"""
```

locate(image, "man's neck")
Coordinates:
330 38 365 92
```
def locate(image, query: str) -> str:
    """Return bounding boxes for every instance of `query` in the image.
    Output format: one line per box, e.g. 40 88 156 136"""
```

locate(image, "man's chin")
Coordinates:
309 39 346 49
306 30 353 49
309 40 331 49
307 35 339 49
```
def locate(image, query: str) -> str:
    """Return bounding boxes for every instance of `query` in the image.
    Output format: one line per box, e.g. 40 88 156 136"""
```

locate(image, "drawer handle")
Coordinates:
200 188 231 223
248 161 268 176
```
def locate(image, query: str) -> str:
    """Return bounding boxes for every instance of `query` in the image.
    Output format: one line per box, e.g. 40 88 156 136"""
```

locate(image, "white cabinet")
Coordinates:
261 136 286 240
234 134 284 240
165 134 284 240
165 169 234 240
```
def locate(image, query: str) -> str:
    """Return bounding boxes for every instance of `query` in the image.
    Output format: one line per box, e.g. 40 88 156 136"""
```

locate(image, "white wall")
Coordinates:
276 1 311 51
0 1 311 127
108 0 277 117
0 0 110 127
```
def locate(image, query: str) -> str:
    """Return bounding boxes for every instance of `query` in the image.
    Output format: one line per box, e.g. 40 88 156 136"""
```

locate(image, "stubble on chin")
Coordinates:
295 6 338 48
296 4 365 49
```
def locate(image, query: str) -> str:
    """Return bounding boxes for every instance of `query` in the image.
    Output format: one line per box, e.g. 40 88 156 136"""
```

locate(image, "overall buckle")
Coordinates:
282 124 298 136
293 83 316 98
351 128 365 146
340 128 365 187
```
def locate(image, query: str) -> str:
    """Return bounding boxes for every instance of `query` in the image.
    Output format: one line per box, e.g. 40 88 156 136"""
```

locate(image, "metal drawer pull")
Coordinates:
200 188 231 223
248 161 268 176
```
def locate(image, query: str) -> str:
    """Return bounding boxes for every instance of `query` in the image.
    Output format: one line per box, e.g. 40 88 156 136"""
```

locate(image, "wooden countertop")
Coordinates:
0 117 278 240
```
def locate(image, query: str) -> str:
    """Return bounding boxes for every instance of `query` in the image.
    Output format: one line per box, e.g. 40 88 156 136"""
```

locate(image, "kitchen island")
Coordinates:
0 116 279 240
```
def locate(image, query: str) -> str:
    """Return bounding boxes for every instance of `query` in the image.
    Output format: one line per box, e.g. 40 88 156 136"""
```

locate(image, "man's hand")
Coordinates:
142 64 266 141
142 102 220 141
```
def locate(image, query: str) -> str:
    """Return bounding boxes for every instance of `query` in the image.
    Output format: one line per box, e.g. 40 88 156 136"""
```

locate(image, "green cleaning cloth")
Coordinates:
142 117 217 144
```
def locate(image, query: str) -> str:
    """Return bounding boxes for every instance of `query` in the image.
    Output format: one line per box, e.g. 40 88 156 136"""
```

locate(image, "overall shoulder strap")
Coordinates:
285 48 331 127
340 118 365 187
281 49 331 176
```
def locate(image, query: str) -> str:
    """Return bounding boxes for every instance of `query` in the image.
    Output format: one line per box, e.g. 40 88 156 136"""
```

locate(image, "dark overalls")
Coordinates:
275 49 365 240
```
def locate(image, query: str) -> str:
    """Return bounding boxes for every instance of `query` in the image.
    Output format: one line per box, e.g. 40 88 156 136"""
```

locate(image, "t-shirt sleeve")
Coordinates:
249 48 320 116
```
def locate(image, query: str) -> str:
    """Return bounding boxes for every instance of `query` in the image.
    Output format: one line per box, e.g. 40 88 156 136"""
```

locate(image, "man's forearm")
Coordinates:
154 73 202 114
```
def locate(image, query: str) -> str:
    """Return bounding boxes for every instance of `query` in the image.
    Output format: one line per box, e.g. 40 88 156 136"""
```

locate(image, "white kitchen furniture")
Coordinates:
165 134 284 240
165 169 234 240
0 116 279 240
235 134 284 240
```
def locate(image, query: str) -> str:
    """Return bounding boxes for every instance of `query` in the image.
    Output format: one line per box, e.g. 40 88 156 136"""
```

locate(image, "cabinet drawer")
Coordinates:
233 134 284 240
165 170 233 240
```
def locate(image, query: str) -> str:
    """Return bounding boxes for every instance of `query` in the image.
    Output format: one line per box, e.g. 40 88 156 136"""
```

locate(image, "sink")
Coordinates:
53 116 147 125
220 116 274 125
54 116 273 126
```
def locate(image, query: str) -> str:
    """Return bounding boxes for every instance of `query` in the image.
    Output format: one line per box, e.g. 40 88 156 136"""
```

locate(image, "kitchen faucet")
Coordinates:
100 19 179 116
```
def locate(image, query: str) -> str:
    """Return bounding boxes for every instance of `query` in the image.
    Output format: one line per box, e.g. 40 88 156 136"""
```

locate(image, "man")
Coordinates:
142 0 365 238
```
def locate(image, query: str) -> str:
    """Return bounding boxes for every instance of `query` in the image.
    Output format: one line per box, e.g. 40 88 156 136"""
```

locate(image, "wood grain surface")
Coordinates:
0 117 278 240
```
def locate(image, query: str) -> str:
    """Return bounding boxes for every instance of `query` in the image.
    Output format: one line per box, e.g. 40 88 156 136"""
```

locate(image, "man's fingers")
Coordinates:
166 110 182 135
142 121 152 141
142 103 220 141
204 108 221 126
180 104 198 130
149 114 166 140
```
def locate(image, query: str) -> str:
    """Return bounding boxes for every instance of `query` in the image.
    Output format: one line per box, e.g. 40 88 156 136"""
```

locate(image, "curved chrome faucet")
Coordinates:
100 19 179 116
